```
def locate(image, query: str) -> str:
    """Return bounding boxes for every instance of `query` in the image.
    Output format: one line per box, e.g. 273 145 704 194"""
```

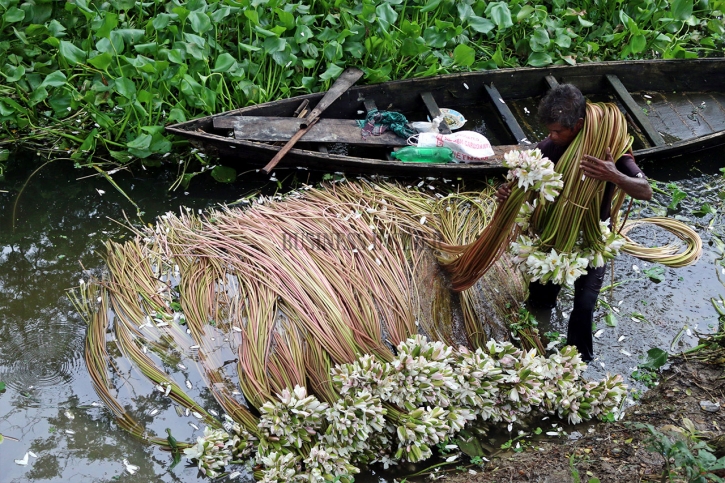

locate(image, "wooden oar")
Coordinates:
261 67 364 174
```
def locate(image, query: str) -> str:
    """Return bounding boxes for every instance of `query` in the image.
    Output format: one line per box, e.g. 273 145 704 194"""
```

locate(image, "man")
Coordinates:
497 84 652 361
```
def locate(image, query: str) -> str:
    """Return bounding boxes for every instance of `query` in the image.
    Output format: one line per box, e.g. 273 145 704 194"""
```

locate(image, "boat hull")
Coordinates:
166 59 725 176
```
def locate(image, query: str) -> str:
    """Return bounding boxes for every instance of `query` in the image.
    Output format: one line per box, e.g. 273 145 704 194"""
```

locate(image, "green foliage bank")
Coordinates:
0 0 723 184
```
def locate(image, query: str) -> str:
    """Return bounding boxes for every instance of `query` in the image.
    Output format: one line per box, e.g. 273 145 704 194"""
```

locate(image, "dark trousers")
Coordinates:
527 265 606 361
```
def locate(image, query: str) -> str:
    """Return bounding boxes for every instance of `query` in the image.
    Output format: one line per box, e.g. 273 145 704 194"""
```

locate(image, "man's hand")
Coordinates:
495 183 512 203
581 146 653 201
581 147 619 182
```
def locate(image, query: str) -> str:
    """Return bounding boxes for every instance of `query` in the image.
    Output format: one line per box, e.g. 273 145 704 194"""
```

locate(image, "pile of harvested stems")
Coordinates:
71 179 630 481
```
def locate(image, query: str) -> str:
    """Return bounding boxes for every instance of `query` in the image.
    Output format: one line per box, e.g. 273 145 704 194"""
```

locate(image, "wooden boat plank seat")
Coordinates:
214 116 408 146
605 74 666 147
419 92 452 134
545 75 559 89
484 82 530 145
363 99 378 113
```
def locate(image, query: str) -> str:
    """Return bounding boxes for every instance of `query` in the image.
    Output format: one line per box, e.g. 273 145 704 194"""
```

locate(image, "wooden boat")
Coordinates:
166 59 725 177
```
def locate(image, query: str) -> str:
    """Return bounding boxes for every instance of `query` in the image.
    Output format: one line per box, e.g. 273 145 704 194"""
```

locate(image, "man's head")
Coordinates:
537 84 586 146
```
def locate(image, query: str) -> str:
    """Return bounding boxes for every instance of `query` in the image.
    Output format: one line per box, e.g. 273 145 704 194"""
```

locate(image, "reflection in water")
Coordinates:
0 150 723 482
0 153 242 482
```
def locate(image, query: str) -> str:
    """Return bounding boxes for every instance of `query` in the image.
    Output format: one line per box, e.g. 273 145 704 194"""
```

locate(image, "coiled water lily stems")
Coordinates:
619 217 703 267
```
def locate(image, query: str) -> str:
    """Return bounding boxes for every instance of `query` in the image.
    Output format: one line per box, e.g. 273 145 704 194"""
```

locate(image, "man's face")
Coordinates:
546 120 583 147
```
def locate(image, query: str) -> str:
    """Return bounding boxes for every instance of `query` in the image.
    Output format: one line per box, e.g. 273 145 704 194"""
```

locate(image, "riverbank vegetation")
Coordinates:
0 0 723 185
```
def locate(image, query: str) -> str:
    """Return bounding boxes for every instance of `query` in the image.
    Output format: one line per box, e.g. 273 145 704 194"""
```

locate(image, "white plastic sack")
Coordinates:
415 131 495 162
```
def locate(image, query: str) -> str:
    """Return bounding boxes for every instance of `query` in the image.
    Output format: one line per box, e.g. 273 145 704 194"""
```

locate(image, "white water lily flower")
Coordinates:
122 458 139 475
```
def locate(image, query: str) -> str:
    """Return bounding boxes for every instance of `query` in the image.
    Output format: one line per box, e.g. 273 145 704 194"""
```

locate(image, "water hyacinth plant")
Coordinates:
1 1 724 183
72 179 630 481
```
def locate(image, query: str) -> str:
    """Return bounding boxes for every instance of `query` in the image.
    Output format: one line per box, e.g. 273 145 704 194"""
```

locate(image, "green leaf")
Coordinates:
108 150 133 163
423 26 448 48
692 202 716 217
127 133 152 150
294 25 314 43
643 266 665 282
376 3 398 28
578 16 594 27
453 43 475 67
640 347 667 370
455 429 486 457
114 77 136 98
88 52 113 70
48 90 71 114
96 12 118 39
211 165 236 183
0 381 5 391
28 86 48 106
400 37 427 56
168 108 186 123
672 0 693 20
238 43 261 53
212 53 236 73
631 34 647 54
530 28 550 51
188 11 211 34
3 6 25 23
275 8 295 30
72 128 98 159
516 5 535 22
0 150 9 162
0 433 4 444
487 2 513 29
110 0 136 9
243 8 259 25
468 16 495 34
210 6 232 23
555 34 571 49
605 313 618 327
41 71 67 88
526 51 552 67
319 63 344 82
152 13 173 30
2 64 25 82
420 0 443 13
263 37 286 54
59 40 87 65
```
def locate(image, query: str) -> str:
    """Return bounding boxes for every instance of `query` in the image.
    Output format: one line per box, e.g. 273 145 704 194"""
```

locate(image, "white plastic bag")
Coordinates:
411 116 442 134
415 131 495 162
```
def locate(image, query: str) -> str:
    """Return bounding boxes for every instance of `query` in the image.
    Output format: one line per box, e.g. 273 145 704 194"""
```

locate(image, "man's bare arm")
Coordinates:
581 147 653 201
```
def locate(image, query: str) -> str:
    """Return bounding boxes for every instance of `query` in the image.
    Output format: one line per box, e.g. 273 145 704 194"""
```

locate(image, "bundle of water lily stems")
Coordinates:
443 102 702 291
71 179 631 481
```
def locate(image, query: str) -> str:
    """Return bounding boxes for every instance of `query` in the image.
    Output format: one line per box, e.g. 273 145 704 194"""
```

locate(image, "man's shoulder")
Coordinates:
616 153 645 178
536 138 566 162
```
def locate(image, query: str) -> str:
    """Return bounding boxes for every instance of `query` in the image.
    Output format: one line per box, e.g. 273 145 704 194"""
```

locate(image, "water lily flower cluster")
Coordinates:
185 336 627 480
509 235 591 286
509 221 626 286
258 386 328 452
580 220 627 268
502 148 563 203
183 424 255 478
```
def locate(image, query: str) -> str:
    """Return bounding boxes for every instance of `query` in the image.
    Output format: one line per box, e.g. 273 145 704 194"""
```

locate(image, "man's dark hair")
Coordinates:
537 84 586 129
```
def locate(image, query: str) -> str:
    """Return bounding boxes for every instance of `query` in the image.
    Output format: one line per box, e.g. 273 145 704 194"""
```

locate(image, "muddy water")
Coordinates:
0 150 722 482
